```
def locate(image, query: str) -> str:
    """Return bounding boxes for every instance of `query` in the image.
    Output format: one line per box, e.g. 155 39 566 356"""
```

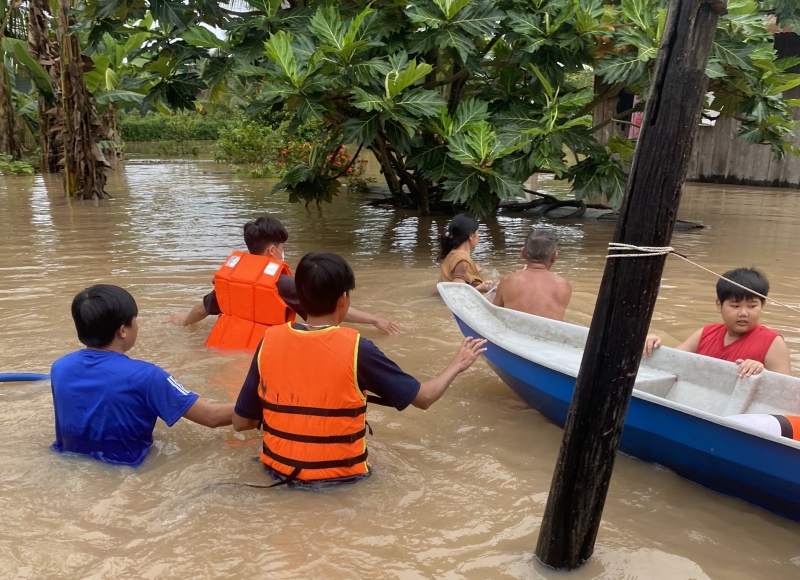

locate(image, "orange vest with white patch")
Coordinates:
205 252 295 351
258 324 369 482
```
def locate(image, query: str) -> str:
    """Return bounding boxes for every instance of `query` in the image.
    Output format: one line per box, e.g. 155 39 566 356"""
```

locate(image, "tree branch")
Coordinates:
383 142 420 198
481 32 503 58
590 106 639 133
423 68 468 89
219 7 264 17
480 59 510 68
329 144 363 180
572 82 626 120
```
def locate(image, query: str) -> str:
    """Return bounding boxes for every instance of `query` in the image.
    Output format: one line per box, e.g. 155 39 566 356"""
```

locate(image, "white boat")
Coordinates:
438 282 800 522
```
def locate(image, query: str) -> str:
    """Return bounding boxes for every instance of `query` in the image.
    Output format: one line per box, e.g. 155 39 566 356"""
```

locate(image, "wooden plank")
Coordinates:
768 105 800 185
765 145 786 185
685 125 705 180
725 121 751 181
725 121 757 183
694 121 717 178
708 116 735 179
749 144 772 184
780 106 800 186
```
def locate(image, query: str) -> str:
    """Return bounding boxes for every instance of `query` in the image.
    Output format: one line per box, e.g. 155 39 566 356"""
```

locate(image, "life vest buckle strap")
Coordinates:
261 400 367 417
263 421 367 444
263 443 368 470
268 467 302 488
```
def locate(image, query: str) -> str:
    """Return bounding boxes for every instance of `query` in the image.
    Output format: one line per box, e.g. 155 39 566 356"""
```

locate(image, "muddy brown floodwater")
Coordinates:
1 161 799 580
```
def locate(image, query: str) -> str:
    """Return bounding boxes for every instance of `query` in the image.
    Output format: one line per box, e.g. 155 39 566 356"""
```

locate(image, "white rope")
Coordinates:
606 242 674 258
606 242 800 316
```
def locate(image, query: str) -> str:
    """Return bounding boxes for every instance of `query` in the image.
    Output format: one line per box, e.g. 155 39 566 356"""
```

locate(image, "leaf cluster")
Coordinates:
71 0 800 212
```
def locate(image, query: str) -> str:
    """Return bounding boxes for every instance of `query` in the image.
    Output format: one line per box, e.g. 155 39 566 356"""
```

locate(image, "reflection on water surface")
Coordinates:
0 161 799 579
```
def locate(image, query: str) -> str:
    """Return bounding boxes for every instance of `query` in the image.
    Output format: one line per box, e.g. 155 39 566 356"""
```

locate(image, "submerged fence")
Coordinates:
685 111 800 189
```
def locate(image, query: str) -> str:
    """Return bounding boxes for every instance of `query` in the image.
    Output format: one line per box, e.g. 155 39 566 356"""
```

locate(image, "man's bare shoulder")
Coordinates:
553 272 572 288
501 269 532 287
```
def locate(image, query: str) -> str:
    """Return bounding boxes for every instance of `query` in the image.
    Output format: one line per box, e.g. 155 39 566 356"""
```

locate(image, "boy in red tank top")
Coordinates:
643 267 791 377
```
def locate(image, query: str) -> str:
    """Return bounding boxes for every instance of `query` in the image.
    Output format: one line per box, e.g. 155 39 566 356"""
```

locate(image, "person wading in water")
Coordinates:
166 216 399 350
232 252 487 485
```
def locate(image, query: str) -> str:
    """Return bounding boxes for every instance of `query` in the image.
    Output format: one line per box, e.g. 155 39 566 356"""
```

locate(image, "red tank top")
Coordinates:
696 323 780 364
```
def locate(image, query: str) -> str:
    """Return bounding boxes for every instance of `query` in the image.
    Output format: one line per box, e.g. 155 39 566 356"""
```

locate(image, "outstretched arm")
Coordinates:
344 306 400 335
675 328 703 353
182 399 234 428
232 346 264 432
644 328 702 357
165 301 209 327
412 337 487 409
233 413 260 432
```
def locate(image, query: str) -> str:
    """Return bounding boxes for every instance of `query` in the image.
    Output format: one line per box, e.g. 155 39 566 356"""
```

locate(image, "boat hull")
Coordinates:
455 315 800 523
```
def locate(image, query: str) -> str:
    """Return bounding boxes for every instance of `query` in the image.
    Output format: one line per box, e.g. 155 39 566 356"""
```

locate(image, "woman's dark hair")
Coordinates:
71 284 138 348
438 213 479 260
716 267 769 304
295 253 356 317
244 216 288 255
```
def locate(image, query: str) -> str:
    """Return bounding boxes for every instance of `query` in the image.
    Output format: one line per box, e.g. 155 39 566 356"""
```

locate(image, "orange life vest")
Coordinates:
778 415 800 441
258 323 369 483
205 251 296 351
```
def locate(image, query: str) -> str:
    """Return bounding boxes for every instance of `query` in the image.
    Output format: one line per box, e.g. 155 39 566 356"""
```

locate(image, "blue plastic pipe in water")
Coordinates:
0 373 50 383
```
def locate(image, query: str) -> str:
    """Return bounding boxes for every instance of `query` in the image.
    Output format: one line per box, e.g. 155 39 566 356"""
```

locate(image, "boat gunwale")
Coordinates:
438 282 800 453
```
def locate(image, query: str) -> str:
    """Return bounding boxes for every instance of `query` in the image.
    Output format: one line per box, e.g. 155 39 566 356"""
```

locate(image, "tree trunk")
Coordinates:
100 102 122 160
370 137 403 200
0 60 23 159
27 0 60 173
56 0 109 199
535 0 722 569
417 177 430 215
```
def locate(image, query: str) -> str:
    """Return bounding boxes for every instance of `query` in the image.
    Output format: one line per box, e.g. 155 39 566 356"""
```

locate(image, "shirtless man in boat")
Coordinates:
492 227 572 321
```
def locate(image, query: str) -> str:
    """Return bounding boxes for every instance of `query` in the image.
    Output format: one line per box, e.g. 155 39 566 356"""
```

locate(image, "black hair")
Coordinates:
438 213 479 260
71 284 138 348
524 227 558 263
716 267 769 304
243 216 289 255
295 253 356 316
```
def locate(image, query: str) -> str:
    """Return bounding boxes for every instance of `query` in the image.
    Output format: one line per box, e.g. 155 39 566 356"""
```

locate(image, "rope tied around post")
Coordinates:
606 242 800 316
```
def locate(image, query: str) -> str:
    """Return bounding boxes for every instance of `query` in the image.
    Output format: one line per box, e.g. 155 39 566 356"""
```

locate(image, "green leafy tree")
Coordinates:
80 0 800 215
83 24 151 150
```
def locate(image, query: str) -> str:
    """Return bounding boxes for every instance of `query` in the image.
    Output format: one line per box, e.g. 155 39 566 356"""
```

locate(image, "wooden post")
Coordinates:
535 0 725 570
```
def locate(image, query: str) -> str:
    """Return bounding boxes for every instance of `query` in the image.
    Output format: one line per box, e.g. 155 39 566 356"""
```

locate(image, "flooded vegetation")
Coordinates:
1 161 799 578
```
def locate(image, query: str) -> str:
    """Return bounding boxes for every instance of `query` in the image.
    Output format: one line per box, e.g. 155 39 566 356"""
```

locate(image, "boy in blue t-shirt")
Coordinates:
51 284 234 467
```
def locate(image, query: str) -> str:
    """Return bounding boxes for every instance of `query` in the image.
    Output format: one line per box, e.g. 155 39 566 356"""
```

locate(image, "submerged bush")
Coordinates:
119 110 223 142
0 154 36 175
214 116 374 193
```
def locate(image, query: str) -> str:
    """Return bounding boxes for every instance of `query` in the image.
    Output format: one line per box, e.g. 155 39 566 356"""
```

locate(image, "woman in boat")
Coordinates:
438 213 494 293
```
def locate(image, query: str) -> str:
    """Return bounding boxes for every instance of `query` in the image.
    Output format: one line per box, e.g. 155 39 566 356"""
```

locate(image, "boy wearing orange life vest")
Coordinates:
166 216 399 350
643 268 792 377
232 252 487 485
